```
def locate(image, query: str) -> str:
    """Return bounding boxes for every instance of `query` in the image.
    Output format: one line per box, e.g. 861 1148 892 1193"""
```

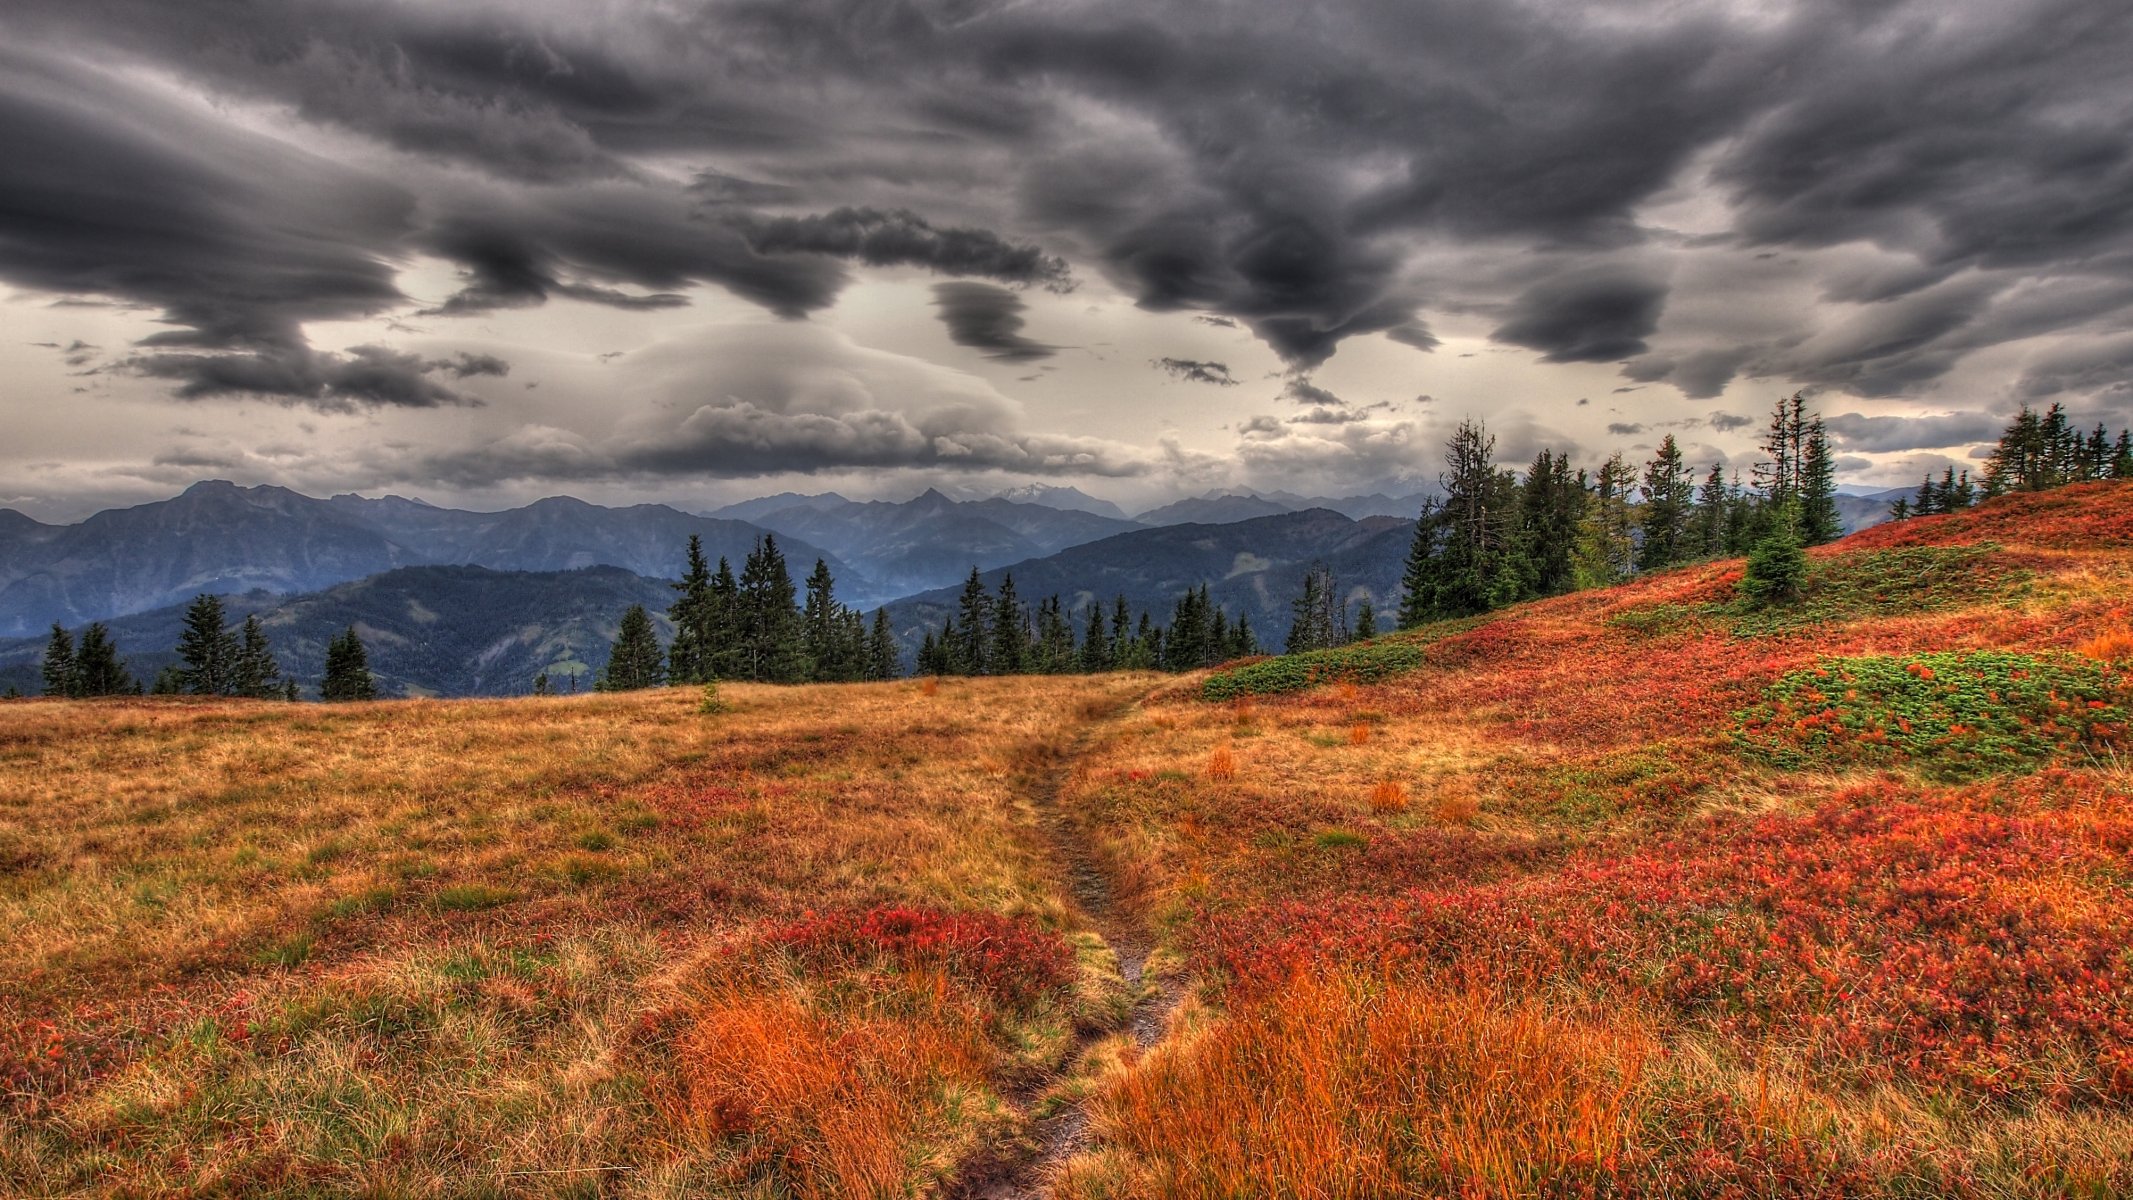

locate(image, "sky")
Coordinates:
2 0 2130 521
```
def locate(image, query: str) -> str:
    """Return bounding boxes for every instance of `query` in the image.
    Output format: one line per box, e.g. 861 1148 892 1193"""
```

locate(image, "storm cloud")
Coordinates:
3 0 2132 507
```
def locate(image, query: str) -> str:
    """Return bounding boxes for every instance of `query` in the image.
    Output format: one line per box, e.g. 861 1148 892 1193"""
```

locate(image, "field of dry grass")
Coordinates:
6 483 2133 1198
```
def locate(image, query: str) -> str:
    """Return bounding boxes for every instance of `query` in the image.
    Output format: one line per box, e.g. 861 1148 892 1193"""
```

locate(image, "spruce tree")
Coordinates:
321 628 378 701
175 594 238 696
1396 496 1444 629
42 624 77 697
1353 599 1377 641
1573 453 1637 587
991 574 1027 675
1286 563 1340 654
1741 527 1808 607
233 614 284 698
1431 419 1508 617
1691 464 1728 558
953 568 992 675
737 536 806 682
801 559 844 681
1081 602 1112 673
1798 420 1841 545
1636 434 1694 571
867 609 899 681
1110 595 1134 667
73 623 135 696
602 604 665 691
667 535 715 685
1230 614 1258 658
42 624 78 697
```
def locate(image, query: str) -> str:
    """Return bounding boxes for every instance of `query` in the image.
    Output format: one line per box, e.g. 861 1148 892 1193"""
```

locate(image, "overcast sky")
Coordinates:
3 0 2130 520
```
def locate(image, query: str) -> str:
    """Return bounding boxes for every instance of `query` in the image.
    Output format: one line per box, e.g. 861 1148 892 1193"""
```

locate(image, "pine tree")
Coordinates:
707 556 741 680
953 568 991 675
2112 431 2133 479
736 536 806 682
1110 595 1134 667
667 535 715 685
1636 434 1694 571
1229 613 1258 658
1164 585 1210 670
533 671 553 696
73 623 135 696
1573 453 1638 587
1517 450 1584 597
867 609 899 681
1081 602 1112 673
1798 420 1841 545
1286 563 1340 654
151 665 185 695
321 627 378 701
1396 496 1444 629
1353 599 1377 641
602 604 665 691
1691 464 1728 558
233 614 284 698
918 628 945 675
175 594 238 696
992 574 1027 675
41 624 76 697
802 559 844 681
1889 496 1911 521
1431 419 1510 617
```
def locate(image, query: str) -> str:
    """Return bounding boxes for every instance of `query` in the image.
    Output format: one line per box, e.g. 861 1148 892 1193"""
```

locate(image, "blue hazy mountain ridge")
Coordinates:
0 565 676 699
0 481 859 638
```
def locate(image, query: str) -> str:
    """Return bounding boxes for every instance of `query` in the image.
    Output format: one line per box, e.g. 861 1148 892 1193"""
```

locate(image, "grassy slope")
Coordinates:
1053 481 2133 1197
2 482 2130 1197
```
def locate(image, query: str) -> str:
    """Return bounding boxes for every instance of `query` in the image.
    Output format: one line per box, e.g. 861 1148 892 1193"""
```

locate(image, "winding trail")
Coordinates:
952 694 1185 1200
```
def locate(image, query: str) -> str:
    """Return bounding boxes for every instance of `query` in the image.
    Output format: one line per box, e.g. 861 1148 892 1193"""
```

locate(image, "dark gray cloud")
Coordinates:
1281 378 1344 407
930 282 1056 361
1153 358 1240 386
736 209 1071 289
1821 411 2006 453
0 0 2130 434
1607 422 1645 436
127 345 485 410
1492 269 1668 363
1708 412 1756 432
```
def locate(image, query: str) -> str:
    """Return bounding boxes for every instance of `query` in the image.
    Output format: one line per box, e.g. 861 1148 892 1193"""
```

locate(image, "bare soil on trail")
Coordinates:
952 698 1185 1200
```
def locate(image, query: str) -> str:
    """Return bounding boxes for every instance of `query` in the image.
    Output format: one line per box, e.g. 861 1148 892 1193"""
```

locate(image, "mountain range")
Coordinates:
0 565 673 699
0 481 854 638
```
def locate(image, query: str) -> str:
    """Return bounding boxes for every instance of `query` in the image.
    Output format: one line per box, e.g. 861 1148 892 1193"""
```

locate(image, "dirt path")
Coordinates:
952 694 1185 1200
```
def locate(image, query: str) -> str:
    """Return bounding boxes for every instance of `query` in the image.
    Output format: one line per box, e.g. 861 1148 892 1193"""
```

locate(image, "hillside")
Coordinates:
0 483 855 637
2 483 2130 1196
882 507 1414 644
0 565 677 698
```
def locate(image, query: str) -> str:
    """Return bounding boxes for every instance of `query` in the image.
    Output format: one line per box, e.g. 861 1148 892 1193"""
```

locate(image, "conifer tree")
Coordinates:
321 627 378 701
1353 599 1377 641
1229 613 1258 658
233 614 284 698
1573 452 1638 588
991 574 1027 675
737 536 806 682
1691 464 1728 558
1164 585 1211 670
953 568 991 675
175 594 239 696
1741 527 1808 607
1636 434 1694 571
1798 420 1841 545
41 624 76 697
801 559 844 681
1516 450 1584 597
73 623 135 696
602 604 665 691
667 535 716 684
1081 602 1112 673
1396 496 1444 629
917 628 945 675
1286 563 1340 653
1110 595 1134 667
533 671 553 696
1209 606 1230 661
867 609 899 681
151 665 185 695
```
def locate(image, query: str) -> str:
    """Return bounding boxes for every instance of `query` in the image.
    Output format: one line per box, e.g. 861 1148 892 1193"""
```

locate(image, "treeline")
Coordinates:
30 593 376 701
1398 393 1841 625
1890 404 2132 520
913 572 1261 676
593 534 898 691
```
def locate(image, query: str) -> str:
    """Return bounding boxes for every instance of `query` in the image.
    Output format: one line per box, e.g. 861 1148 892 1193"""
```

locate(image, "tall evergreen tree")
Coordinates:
1229 613 1258 659
1691 464 1728 558
952 568 992 675
1798 419 1841 546
1396 496 1445 629
321 627 378 701
1516 450 1584 597
992 574 1027 675
233 614 284 698
1081 601 1112 673
1636 434 1695 571
41 624 76 697
801 559 846 681
1164 585 1211 670
736 536 806 682
602 604 665 690
73 623 135 696
667 535 716 684
1286 563 1341 654
867 609 899 681
1353 599 1377 641
175 594 239 696
1109 595 1134 668
1573 452 1638 588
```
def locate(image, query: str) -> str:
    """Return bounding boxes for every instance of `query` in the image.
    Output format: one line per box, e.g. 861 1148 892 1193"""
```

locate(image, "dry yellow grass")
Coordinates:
0 676 1156 1197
